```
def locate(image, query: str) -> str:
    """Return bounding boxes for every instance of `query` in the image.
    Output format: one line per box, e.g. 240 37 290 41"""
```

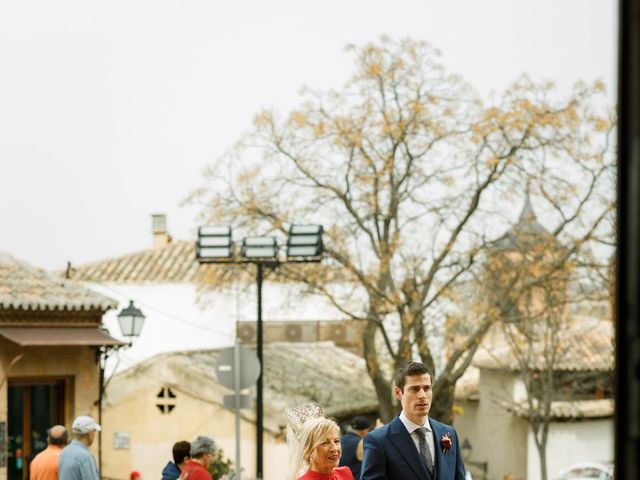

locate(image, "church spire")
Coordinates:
493 193 553 250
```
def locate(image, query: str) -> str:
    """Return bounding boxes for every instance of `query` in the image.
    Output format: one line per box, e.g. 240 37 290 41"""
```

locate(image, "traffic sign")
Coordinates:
216 345 261 390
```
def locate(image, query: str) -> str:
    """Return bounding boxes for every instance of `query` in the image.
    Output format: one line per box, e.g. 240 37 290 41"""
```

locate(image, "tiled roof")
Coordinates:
260 341 377 419
473 318 613 372
499 398 614 420
105 341 378 433
66 240 205 283
0 251 117 312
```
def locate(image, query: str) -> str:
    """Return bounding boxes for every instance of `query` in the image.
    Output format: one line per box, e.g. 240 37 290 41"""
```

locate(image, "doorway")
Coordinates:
7 379 68 480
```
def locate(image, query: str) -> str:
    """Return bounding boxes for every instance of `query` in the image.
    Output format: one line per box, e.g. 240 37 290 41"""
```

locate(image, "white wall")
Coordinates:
92 282 236 374
476 369 529 479
89 281 352 374
526 418 614 480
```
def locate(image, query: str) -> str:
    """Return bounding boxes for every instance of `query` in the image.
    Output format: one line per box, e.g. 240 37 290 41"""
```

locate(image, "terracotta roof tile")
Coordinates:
0 251 117 311
499 398 614 420
473 318 613 372
67 240 204 283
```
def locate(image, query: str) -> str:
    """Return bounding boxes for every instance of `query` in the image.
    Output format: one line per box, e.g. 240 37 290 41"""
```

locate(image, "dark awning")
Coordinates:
0 327 125 346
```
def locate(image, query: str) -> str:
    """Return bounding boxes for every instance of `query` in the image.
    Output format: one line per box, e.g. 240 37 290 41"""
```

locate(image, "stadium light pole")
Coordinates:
196 224 323 480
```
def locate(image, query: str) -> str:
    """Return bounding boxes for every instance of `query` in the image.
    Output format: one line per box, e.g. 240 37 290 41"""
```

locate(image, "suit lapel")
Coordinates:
430 418 450 480
387 416 430 480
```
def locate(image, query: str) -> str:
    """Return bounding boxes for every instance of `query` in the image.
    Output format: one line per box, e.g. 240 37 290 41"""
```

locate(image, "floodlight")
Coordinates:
286 224 323 260
197 226 233 261
241 236 278 259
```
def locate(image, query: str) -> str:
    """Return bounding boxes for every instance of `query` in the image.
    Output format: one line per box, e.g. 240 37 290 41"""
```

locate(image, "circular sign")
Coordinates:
216 345 261 390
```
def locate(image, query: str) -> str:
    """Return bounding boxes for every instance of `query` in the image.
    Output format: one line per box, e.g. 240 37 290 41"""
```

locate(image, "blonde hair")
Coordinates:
287 417 340 480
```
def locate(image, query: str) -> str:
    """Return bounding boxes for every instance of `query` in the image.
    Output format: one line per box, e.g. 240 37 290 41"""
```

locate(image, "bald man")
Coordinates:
30 425 68 480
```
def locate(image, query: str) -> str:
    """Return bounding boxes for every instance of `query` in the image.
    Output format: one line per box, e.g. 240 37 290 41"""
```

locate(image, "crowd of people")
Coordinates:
29 361 467 480
29 417 222 480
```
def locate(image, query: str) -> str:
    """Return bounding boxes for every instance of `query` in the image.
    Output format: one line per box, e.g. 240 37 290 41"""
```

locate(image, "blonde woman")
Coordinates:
287 417 353 480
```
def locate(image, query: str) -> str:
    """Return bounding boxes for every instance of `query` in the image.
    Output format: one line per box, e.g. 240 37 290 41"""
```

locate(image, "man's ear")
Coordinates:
394 386 402 400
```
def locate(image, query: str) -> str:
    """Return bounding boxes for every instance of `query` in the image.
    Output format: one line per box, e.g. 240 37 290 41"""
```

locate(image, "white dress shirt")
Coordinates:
399 411 435 462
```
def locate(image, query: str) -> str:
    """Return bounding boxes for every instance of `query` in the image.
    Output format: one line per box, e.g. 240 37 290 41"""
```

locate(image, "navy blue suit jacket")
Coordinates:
360 416 466 480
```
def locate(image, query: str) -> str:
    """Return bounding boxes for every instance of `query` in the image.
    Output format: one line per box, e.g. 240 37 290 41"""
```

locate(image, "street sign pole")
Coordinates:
215 343 260 480
233 339 241 480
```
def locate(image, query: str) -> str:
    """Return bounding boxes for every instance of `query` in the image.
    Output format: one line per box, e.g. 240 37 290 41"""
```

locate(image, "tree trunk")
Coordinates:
538 443 548 480
431 379 455 424
362 317 396 422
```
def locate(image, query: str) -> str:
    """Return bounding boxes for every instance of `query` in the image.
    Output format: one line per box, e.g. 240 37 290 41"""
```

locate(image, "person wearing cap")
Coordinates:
179 436 217 480
58 415 101 480
338 416 371 479
30 425 68 480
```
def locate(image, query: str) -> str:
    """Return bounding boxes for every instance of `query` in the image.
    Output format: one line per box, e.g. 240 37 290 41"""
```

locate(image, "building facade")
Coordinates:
101 343 378 480
0 251 120 480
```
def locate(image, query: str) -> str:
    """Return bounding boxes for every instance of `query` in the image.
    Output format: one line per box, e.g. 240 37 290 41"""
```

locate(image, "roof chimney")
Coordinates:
151 214 172 249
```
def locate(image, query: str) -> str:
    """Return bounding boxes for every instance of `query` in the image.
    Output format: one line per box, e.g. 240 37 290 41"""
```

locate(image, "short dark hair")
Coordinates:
47 427 68 446
394 362 432 391
172 441 191 465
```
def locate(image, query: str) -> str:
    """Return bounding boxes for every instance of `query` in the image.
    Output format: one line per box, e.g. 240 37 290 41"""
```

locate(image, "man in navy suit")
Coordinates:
360 362 466 480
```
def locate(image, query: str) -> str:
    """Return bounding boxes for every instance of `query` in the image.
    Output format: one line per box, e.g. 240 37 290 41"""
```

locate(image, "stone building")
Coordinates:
101 342 377 480
0 251 119 480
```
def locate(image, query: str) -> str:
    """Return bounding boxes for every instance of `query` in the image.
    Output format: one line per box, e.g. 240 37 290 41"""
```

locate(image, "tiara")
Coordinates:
285 403 325 439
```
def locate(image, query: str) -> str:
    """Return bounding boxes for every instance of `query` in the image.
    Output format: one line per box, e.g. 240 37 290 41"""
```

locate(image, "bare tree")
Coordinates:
189 37 614 422
481 192 614 480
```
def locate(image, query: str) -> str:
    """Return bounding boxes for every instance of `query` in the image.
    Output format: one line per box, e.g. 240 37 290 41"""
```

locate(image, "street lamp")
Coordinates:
98 301 146 473
117 300 146 339
196 224 323 480
461 438 488 480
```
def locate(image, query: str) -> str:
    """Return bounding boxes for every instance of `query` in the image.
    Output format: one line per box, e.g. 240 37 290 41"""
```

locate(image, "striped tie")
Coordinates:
416 427 434 474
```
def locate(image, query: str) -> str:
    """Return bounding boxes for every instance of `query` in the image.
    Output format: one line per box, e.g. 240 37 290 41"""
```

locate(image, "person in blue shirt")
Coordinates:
161 441 191 480
339 416 372 479
58 416 100 480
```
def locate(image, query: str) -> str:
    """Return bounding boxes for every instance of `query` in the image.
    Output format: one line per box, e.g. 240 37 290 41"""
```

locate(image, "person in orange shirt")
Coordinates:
30 425 68 480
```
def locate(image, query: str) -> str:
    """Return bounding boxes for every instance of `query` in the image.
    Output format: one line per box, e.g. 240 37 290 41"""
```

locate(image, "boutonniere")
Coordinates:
440 432 453 453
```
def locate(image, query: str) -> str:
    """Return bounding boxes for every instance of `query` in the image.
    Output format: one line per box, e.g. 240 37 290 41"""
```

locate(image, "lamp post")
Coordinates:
461 438 488 480
98 301 146 473
117 300 146 340
196 224 323 480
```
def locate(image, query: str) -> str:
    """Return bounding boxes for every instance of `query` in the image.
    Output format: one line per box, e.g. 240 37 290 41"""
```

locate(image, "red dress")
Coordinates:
297 466 353 480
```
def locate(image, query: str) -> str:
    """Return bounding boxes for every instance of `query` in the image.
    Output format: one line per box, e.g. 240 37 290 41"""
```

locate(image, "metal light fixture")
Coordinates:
286 224 323 261
117 300 146 338
241 236 278 259
195 223 323 480
99 300 145 473
197 226 233 261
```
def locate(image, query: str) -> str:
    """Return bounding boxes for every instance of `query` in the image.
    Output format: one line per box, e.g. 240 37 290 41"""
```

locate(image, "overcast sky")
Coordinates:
0 0 616 271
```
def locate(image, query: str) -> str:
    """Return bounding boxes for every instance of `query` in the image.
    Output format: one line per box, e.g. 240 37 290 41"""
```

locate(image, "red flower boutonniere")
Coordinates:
441 432 453 453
